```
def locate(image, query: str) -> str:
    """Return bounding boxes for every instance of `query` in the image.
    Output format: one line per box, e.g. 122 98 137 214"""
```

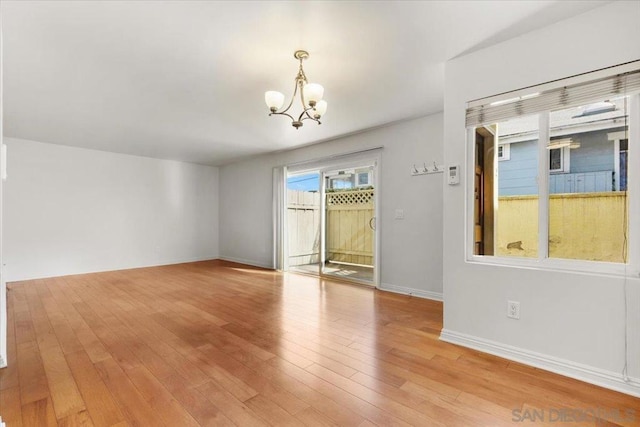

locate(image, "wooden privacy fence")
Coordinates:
287 190 321 267
496 192 627 262
287 189 375 267
326 189 375 266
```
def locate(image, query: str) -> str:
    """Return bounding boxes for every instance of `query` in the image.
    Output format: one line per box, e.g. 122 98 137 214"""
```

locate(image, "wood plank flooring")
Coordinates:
0 260 638 426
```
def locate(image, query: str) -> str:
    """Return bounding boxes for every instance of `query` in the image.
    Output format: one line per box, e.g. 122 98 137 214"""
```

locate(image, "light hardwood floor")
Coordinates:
0 260 638 426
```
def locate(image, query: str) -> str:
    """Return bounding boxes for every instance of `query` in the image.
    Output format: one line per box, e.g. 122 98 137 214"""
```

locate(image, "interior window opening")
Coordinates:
471 94 632 264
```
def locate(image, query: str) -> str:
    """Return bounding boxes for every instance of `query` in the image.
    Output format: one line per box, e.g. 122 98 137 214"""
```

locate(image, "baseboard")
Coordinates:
218 256 274 270
5 255 220 282
440 329 640 398
379 282 443 301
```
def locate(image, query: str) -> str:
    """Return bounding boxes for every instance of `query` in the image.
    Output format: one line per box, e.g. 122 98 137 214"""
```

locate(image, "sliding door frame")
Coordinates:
276 148 382 288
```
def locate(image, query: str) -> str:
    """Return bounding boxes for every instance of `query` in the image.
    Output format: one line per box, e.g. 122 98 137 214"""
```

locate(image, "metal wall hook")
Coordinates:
411 161 444 177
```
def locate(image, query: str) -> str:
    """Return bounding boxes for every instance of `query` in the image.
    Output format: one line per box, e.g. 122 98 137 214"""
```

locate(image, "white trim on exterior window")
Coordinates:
356 170 372 187
497 144 510 161
549 146 570 173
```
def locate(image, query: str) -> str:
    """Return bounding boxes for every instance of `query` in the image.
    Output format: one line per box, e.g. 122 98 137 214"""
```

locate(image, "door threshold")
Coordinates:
286 269 375 288
327 260 374 269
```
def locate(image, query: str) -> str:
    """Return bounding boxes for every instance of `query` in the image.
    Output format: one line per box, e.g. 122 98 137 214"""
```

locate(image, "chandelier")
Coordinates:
264 50 327 129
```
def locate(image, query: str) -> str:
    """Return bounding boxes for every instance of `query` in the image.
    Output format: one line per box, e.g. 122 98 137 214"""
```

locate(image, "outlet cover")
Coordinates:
507 301 520 319
394 209 404 220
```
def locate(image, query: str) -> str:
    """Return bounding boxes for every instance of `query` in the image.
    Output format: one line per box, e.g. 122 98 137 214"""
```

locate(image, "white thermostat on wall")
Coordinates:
447 164 460 185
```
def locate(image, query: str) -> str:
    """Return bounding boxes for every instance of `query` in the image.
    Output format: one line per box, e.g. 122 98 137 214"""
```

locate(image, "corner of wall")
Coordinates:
440 328 640 398
380 282 443 302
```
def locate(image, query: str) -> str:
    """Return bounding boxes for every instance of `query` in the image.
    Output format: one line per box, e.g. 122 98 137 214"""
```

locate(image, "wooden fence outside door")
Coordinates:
287 190 321 267
287 189 374 267
326 189 374 266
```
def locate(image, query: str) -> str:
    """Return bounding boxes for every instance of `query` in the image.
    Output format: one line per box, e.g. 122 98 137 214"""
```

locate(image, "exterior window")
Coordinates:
548 141 570 173
357 171 370 187
328 177 352 190
549 148 563 171
497 144 510 161
327 168 372 189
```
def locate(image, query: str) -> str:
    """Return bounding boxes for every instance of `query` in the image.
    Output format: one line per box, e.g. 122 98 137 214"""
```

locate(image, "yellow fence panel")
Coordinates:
497 192 627 262
326 189 374 266
287 190 320 266
287 189 375 267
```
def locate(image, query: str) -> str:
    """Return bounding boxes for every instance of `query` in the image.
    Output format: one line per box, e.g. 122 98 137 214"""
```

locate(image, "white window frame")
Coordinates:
497 143 510 161
356 170 372 187
549 146 570 173
465 93 640 277
328 175 354 190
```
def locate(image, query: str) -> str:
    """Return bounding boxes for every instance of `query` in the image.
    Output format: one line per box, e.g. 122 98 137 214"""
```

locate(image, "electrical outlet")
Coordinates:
394 209 404 220
507 301 520 319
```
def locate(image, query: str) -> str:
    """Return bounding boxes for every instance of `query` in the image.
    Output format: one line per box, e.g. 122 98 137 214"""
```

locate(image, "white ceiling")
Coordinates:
2 0 610 166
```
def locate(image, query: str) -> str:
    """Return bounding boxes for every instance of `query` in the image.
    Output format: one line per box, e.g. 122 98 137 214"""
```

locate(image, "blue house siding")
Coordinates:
549 171 613 193
498 129 622 195
498 139 538 196
567 129 615 173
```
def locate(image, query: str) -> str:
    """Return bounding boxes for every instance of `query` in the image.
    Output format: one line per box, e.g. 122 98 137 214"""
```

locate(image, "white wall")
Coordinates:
3 137 219 281
220 114 444 299
0 15 6 368
442 1 640 396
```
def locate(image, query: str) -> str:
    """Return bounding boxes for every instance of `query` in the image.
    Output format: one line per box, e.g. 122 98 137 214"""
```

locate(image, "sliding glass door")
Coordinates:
320 165 375 283
283 152 379 286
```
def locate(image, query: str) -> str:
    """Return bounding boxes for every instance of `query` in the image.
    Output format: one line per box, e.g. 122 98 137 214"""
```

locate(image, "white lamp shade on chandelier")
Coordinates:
313 100 327 117
264 50 327 129
302 83 324 106
265 91 285 111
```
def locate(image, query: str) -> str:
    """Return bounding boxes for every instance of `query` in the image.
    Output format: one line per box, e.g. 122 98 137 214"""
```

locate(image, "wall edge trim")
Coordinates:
218 256 274 270
440 328 640 398
379 282 443 301
5 255 220 282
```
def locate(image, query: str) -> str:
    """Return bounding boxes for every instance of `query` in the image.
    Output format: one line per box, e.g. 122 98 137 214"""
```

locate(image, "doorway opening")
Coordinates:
283 157 378 286
474 126 495 255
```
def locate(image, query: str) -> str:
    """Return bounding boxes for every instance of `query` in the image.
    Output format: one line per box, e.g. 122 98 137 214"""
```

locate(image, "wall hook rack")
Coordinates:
411 161 444 176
